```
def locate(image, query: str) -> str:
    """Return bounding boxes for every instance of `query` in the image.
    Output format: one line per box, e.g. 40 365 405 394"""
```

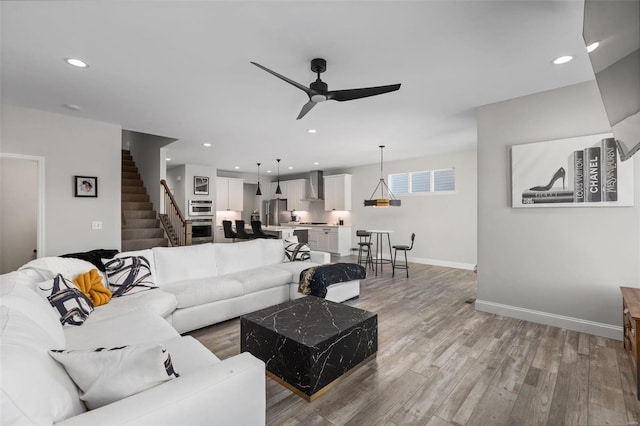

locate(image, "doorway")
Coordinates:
0 154 44 273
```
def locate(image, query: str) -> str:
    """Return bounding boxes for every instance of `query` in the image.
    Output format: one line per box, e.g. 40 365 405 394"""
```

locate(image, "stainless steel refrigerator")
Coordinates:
263 199 288 226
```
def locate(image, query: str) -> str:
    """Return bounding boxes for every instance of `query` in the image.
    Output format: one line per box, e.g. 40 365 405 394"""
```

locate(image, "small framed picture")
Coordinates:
194 176 209 195
74 176 98 198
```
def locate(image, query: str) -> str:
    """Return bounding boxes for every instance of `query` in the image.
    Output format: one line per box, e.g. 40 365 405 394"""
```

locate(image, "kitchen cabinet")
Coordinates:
306 226 352 256
268 179 308 211
216 177 244 211
214 226 231 243
324 174 352 211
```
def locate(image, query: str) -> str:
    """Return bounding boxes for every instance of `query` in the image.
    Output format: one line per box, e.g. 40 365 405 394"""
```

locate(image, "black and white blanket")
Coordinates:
298 263 366 298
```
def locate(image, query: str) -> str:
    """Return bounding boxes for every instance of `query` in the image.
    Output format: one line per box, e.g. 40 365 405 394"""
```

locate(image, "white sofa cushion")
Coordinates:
224 266 293 294
0 306 86 425
0 278 66 347
215 239 264 275
153 244 218 285
260 238 287 265
50 344 180 410
88 289 178 322
161 336 220 375
161 277 243 309
64 311 180 350
18 257 98 290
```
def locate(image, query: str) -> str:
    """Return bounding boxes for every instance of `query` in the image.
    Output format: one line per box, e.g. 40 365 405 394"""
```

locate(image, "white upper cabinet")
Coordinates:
286 179 308 211
216 177 244 211
323 174 352 211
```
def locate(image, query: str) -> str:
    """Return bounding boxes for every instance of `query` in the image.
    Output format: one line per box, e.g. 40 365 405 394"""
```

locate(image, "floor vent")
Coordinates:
464 298 476 304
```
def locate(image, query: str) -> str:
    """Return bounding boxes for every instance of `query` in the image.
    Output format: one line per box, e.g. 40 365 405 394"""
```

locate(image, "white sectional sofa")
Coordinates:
0 238 361 425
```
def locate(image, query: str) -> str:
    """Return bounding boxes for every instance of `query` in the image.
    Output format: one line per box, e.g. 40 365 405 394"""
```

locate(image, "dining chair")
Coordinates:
392 233 415 278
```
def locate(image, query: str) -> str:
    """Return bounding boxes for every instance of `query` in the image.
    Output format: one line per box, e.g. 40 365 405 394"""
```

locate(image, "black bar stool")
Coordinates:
235 220 254 239
392 233 415 278
222 220 237 242
251 220 278 239
356 230 373 270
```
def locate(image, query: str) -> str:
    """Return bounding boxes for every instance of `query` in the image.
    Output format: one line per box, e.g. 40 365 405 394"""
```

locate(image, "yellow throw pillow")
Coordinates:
73 269 112 307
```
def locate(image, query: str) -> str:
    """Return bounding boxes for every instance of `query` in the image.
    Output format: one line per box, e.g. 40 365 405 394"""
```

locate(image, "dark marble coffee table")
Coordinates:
240 296 377 401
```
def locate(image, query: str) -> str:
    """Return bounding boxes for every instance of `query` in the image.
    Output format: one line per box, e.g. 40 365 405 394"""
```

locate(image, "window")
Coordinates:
389 168 455 195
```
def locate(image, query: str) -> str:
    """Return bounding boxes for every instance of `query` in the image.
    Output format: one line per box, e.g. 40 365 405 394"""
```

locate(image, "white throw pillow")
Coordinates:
37 274 94 326
284 241 311 262
103 256 157 297
49 344 180 409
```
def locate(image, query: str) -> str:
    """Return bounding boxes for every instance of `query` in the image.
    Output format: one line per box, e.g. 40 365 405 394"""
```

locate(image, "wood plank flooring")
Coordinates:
188 262 640 425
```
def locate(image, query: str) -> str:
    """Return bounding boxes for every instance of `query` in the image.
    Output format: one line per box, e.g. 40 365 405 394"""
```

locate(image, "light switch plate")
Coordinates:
91 221 102 230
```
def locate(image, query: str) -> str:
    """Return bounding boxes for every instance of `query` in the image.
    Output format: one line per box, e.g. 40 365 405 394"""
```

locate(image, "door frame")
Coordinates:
0 153 45 258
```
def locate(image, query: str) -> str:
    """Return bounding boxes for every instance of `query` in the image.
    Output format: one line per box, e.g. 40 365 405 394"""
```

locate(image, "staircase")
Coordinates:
121 150 168 251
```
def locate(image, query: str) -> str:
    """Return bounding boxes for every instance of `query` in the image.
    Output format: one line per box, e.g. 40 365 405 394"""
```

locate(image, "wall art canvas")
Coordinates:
74 176 98 198
511 133 634 208
194 176 209 195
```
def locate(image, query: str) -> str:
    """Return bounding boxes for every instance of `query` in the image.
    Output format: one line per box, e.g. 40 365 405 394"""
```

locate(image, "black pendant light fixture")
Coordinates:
256 162 262 196
275 159 282 195
364 145 401 207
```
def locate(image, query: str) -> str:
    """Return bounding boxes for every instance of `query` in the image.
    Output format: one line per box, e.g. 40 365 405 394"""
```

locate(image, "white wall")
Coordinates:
476 81 640 339
330 150 478 268
1 105 121 256
122 130 175 215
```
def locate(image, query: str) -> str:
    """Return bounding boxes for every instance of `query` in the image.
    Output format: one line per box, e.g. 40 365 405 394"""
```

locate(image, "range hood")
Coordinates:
302 170 324 201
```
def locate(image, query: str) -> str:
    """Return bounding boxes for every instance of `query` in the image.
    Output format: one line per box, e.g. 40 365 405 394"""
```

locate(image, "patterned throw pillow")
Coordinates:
284 242 311 262
37 274 94 326
103 256 157 297
49 344 179 409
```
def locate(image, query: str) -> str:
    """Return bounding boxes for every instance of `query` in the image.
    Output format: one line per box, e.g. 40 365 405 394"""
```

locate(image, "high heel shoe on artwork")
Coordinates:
529 167 566 191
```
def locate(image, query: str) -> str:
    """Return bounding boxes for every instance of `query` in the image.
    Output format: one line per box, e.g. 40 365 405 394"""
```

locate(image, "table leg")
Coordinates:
387 232 393 271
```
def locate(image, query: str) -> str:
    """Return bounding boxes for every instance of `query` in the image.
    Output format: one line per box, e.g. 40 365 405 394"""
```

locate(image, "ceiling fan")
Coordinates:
250 58 401 120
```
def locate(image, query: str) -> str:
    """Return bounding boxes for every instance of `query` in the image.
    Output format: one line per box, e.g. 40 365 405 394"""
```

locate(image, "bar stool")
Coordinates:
392 233 415 278
222 220 237 242
235 220 254 239
356 230 373 270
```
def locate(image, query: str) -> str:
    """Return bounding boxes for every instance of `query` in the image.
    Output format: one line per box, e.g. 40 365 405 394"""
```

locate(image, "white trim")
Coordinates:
475 299 622 341
407 256 475 270
0 153 46 257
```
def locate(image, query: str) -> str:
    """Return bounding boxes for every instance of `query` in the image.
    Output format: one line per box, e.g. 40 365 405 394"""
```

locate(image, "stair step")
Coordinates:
122 165 138 173
123 210 157 219
121 185 146 194
122 193 150 202
122 201 153 210
122 171 140 180
121 238 168 252
126 218 160 229
122 228 165 240
122 154 133 162
122 160 135 167
122 178 143 187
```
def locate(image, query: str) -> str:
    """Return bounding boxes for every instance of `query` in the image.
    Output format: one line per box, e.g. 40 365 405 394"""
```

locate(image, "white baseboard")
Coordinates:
475 299 622 341
408 256 476 271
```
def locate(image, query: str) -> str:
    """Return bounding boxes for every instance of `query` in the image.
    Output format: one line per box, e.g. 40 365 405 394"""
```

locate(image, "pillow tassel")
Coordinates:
73 269 112 307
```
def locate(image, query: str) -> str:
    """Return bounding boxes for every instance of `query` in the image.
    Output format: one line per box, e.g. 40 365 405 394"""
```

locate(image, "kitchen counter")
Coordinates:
282 223 352 228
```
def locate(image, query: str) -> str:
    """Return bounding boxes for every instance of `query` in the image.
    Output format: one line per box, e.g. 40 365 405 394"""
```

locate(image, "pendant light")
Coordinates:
364 145 401 207
275 159 282 195
256 162 262 196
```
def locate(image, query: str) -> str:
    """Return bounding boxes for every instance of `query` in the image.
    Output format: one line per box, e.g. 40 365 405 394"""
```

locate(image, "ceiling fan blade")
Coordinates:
250 62 312 96
296 100 316 120
328 84 401 102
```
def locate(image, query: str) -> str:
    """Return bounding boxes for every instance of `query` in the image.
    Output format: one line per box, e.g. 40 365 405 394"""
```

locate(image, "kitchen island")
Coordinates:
280 223 352 256
262 226 312 242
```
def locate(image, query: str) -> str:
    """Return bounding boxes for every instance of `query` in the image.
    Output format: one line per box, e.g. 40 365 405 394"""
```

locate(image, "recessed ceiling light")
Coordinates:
234 166 240 169
267 170 272 173
65 58 88 68
166 158 171 161
307 129 317 134
203 143 212 147
586 42 599 53
552 55 573 65
288 166 293 170
313 162 319 165
63 103 81 111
